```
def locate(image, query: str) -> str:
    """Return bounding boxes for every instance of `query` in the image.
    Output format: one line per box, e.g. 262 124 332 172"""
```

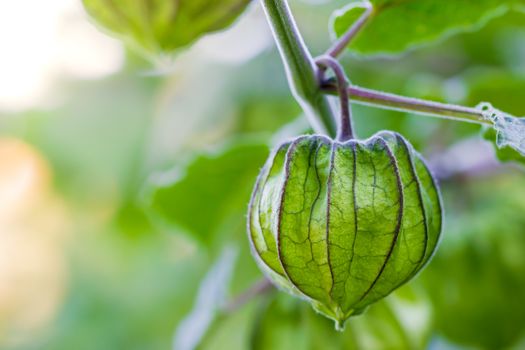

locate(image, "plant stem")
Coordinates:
260 0 337 137
321 82 491 125
326 2 374 58
316 56 353 141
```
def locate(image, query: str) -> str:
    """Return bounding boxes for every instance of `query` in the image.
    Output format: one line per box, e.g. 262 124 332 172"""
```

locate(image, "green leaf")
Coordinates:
475 102 525 163
82 0 251 54
482 126 525 166
147 140 269 246
332 0 514 55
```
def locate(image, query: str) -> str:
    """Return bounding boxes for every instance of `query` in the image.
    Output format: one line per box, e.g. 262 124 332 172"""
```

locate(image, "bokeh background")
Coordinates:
1 0 525 349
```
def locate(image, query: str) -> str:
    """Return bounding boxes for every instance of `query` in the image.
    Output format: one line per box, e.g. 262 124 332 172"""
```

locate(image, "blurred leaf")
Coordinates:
250 285 432 350
147 140 269 246
422 174 525 349
17 76 156 205
235 97 300 134
24 230 211 350
196 303 259 350
461 71 525 163
82 0 251 54
346 286 432 350
250 296 312 350
463 70 525 117
193 251 271 350
332 0 515 55
174 246 238 350
116 200 156 237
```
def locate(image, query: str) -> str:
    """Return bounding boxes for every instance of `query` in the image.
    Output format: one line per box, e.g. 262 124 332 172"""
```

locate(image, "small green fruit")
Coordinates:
247 131 442 329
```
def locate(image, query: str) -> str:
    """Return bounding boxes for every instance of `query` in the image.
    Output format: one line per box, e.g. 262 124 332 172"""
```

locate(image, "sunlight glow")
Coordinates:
0 0 124 112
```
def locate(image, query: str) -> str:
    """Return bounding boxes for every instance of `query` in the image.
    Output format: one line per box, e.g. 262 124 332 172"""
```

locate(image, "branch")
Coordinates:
321 81 491 125
260 0 337 137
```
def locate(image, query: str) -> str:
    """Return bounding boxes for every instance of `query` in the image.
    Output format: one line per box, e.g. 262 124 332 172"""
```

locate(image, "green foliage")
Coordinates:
422 174 525 348
483 126 525 166
464 70 525 117
461 70 525 164
82 0 251 54
332 0 522 55
148 140 269 246
248 132 442 328
30 232 211 350
251 286 431 350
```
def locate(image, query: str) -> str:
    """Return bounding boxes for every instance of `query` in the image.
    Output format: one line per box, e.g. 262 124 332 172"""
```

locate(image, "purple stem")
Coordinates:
321 82 490 125
316 56 354 141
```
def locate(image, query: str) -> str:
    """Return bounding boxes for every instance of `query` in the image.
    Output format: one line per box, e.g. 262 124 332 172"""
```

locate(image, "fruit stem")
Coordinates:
315 55 354 141
260 0 337 137
325 1 374 58
321 82 492 125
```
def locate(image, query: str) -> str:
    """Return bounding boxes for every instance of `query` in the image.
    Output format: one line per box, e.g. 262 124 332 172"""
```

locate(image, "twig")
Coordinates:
321 81 491 125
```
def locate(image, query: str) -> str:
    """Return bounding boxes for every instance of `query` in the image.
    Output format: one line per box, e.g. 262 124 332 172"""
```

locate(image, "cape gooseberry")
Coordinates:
247 130 442 330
